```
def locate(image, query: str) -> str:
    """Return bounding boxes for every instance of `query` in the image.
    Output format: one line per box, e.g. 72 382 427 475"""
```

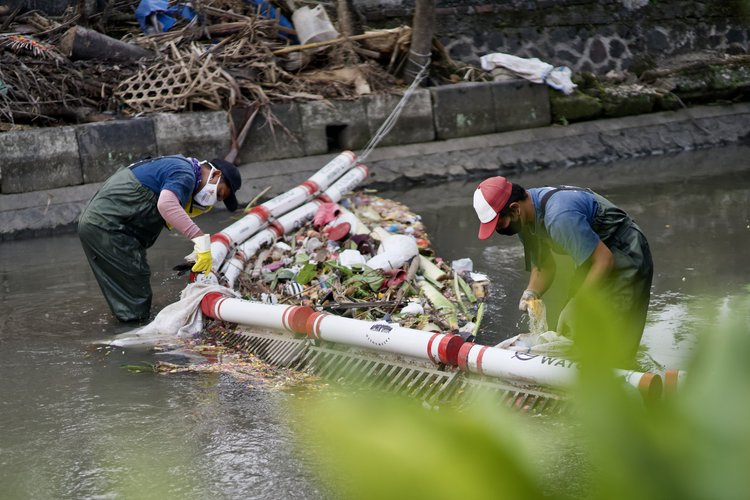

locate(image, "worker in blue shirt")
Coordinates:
78 155 241 322
473 176 653 363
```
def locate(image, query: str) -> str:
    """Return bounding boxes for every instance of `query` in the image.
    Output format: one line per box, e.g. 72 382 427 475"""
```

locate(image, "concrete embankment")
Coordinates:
2 78 750 240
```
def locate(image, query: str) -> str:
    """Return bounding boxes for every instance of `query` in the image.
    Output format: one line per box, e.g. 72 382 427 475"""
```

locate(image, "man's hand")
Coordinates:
518 289 540 312
190 235 212 276
556 299 575 337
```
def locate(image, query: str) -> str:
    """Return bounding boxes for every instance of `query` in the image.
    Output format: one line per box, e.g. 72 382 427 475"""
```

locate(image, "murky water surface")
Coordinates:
2 146 749 498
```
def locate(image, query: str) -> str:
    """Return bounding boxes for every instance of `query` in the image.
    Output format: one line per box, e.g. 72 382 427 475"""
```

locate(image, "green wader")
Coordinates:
579 194 653 360
78 168 165 322
529 189 654 361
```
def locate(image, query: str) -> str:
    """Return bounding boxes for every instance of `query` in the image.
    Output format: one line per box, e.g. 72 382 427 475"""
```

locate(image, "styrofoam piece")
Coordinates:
339 248 367 268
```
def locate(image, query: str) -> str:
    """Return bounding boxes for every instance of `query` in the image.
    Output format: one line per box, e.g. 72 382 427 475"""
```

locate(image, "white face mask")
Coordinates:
193 166 221 207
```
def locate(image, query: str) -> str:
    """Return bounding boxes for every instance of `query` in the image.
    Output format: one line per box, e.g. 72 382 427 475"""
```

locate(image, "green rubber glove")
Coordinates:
190 235 212 276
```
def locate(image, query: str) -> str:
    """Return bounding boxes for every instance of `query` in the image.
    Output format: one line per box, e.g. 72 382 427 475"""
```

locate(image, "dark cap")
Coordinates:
209 159 241 212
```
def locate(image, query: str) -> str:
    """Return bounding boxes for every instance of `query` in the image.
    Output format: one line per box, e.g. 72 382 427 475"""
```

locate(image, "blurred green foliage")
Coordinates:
290 288 750 499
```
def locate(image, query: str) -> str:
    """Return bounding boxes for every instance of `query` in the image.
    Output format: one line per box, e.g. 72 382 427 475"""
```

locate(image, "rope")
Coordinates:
357 54 431 164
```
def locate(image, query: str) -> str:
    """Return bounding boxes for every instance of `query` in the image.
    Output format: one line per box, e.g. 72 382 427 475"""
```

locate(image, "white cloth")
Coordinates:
108 283 239 348
480 52 577 95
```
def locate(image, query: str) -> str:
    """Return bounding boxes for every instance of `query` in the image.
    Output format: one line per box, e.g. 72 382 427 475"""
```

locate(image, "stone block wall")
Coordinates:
355 0 749 74
0 79 551 196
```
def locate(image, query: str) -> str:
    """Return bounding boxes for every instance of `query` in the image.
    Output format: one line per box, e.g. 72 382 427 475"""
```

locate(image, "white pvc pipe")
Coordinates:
222 230 275 289
305 311 464 366
220 249 247 290
221 165 370 289
307 150 358 193
317 165 369 203
210 151 358 268
200 292 314 334
457 342 662 400
664 368 687 396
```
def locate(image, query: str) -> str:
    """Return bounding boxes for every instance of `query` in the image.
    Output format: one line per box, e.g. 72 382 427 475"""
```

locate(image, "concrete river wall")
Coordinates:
2 79 750 240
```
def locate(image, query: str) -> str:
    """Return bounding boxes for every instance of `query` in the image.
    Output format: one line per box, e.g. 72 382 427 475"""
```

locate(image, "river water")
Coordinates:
1 146 749 498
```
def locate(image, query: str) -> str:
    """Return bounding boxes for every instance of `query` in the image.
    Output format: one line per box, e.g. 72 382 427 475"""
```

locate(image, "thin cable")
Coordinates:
357 55 431 164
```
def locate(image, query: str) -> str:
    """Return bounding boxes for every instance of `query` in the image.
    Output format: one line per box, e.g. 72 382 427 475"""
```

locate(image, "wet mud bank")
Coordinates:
2 101 750 240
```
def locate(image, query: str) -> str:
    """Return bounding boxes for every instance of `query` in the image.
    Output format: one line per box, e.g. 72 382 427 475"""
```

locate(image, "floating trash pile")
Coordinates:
230 192 490 342
105 151 667 407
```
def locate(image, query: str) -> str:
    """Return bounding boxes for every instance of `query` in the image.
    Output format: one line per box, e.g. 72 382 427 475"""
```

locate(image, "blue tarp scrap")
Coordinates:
135 0 296 42
245 0 295 40
135 0 196 34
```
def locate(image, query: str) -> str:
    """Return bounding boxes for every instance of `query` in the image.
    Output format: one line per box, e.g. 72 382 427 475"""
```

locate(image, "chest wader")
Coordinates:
528 187 653 361
78 168 165 322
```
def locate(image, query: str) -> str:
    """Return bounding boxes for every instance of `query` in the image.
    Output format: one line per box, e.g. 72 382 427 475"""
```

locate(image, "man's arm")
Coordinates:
157 189 203 240
579 240 615 292
527 256 556 296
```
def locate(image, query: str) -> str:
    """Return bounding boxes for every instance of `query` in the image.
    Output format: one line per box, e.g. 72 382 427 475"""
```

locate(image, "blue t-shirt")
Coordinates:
131 155 197 207
527 187 600 267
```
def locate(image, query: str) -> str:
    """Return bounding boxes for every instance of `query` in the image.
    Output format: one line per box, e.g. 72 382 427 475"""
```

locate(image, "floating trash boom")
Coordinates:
457 342 662 400
210 150 358 269
220 165 369 288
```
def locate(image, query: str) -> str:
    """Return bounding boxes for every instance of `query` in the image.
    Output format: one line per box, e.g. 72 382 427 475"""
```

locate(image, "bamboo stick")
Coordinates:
419 280 458 330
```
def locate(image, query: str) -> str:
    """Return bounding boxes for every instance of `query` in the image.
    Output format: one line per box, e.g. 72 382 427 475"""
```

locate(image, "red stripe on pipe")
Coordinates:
200 292 224 319
305 312 327 339
476 346 489 376
249 206 270 221
664 369 678 390
281 306 291 331
214 297 228 321
638 372 663 402
316 314 327 339
357 165 369 177
301 180 319 195
457 342 475 371
270 221 284 237
438 334 464 366
426 333 440 364
211 232 232 249
289 306 314 334
317 193 333 203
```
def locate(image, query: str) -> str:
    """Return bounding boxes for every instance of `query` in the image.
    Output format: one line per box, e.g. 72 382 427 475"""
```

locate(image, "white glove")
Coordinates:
518 289 540 313
190 234 212 275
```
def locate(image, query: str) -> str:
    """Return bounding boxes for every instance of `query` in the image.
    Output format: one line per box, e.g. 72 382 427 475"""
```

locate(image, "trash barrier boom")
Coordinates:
220 165 369 288
457 342 663 400
210 151 358 268
201 292 313 335
305 311 464 366
664 368 687 397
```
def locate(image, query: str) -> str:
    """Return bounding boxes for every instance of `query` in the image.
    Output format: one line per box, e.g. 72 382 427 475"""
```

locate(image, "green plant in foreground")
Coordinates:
290 288 750 499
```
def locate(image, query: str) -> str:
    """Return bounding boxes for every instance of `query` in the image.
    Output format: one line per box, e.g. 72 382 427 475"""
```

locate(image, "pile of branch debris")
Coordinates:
0 1 483 128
